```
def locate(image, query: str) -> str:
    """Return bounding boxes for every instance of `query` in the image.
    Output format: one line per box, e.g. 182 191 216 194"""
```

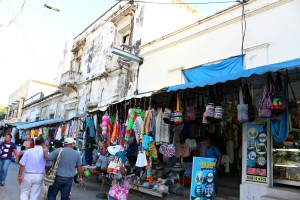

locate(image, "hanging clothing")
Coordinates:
155 108 170 144
56 126 62 140
86 118 95 137
133 116 143 143
226 140 234 164
69 120 78 138
175 142 191 158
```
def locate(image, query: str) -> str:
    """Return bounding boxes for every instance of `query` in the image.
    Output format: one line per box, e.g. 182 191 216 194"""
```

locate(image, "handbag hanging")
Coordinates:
184 92 196 121
259 73 274 118
272 72 285 112
244 83 255 122
174 92 183 126
272 75 289 142
237 84 248 123
288 81 298 115
44 148 63 186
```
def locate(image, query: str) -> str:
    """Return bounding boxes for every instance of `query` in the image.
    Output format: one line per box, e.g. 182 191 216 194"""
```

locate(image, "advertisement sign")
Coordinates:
246 122 268 183
190 157 216 200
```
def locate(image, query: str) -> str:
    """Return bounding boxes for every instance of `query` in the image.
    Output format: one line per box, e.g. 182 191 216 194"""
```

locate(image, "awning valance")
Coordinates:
17 118 65 130
166 57 300 92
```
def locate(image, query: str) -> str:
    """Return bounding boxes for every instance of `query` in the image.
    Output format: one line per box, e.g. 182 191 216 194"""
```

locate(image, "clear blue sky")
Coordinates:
0 0 236 106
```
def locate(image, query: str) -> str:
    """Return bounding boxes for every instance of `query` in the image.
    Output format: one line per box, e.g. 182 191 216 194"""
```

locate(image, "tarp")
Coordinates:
166 57 300 92
17 118 64 130
183 55 243 83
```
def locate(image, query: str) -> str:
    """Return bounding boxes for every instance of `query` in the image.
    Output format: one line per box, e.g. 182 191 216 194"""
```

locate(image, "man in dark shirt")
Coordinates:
0 134 19 186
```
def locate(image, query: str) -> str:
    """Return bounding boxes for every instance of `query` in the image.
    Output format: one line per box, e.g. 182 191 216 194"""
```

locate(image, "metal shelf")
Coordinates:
274 179 300 187
273 149 300 152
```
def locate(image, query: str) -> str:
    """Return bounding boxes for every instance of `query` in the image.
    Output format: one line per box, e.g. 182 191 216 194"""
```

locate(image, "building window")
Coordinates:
49 114 55 119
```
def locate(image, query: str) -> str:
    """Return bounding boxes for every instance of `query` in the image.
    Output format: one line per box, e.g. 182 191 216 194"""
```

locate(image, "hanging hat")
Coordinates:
171 162 183 172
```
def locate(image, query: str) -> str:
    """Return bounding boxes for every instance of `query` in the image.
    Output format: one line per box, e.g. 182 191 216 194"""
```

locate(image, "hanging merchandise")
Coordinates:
86 117 95 137
174 93 183 126
230 93 237 118
244 83 255 122
159 144 176 157
259 73 274 118
237 84 248 123
136 151 148 167
288 81 298 115
272 72 285 112
111 114 120 144
102 113 109 136
272 75 289 143
163 108 172 124
184 92 196 121
203 86 215 124
108 145 124 156
214 85 223 121
195 95 203 122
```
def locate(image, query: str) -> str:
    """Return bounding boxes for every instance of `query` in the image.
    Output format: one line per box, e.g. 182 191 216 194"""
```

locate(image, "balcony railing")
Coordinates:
60 70 81 86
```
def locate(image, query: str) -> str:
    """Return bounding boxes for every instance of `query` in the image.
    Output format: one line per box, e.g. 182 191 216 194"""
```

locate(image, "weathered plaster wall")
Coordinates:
21 94 63 122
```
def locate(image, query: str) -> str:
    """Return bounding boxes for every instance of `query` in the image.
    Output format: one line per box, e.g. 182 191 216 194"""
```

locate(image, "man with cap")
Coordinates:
44 138 83 200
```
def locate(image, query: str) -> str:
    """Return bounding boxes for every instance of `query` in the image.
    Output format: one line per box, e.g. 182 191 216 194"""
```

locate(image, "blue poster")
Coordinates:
190 157 216 200
246 122 268 183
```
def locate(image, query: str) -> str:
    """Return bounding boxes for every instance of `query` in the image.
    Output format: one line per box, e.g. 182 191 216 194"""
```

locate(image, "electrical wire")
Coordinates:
7 0 47 76
115 0 239 5
0 0 26 27
241 0 246 64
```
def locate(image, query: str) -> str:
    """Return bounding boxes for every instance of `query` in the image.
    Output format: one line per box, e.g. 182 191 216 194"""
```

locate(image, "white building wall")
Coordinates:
27 81 57 98
138 0 300 93
141 0 202 45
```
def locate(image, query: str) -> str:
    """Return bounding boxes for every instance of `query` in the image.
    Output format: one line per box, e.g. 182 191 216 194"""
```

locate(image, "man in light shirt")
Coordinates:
18 137 51 200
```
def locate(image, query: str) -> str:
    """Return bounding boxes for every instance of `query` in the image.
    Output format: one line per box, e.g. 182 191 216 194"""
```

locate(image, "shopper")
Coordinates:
204 137 222 196
44 138 83 200
0 133 19 186
204 137 222 170
18 137 50 200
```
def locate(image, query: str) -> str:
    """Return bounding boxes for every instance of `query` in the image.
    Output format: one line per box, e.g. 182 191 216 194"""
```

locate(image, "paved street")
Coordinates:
0 162 192 200
0 162 239 200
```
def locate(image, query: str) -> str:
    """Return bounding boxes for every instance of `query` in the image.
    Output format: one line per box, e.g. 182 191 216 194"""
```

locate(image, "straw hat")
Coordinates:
171 162 184 172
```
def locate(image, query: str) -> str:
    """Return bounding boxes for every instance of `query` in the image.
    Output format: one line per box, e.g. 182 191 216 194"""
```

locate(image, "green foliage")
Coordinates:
0 105 6 120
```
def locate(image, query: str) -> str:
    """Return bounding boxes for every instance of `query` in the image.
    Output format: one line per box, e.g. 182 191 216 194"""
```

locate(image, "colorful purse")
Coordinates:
272 72 285 112
259 73 274 118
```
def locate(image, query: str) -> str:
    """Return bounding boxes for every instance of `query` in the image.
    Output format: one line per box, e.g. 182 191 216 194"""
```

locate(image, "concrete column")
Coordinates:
17 98 24 120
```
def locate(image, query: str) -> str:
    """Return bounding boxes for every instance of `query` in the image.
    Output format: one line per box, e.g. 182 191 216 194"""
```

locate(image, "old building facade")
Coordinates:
18 0 201 120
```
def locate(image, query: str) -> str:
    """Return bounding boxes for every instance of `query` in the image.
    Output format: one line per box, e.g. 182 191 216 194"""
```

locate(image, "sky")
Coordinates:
0 0 236 106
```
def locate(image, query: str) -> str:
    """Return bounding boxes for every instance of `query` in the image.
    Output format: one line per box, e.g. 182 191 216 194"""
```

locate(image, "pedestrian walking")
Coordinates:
18 137 51 200
0 133 19 186
204 137 222 196
44 138 83 200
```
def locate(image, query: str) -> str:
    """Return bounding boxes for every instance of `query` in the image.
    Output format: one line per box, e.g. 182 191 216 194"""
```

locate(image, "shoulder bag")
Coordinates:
44 148 63 186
